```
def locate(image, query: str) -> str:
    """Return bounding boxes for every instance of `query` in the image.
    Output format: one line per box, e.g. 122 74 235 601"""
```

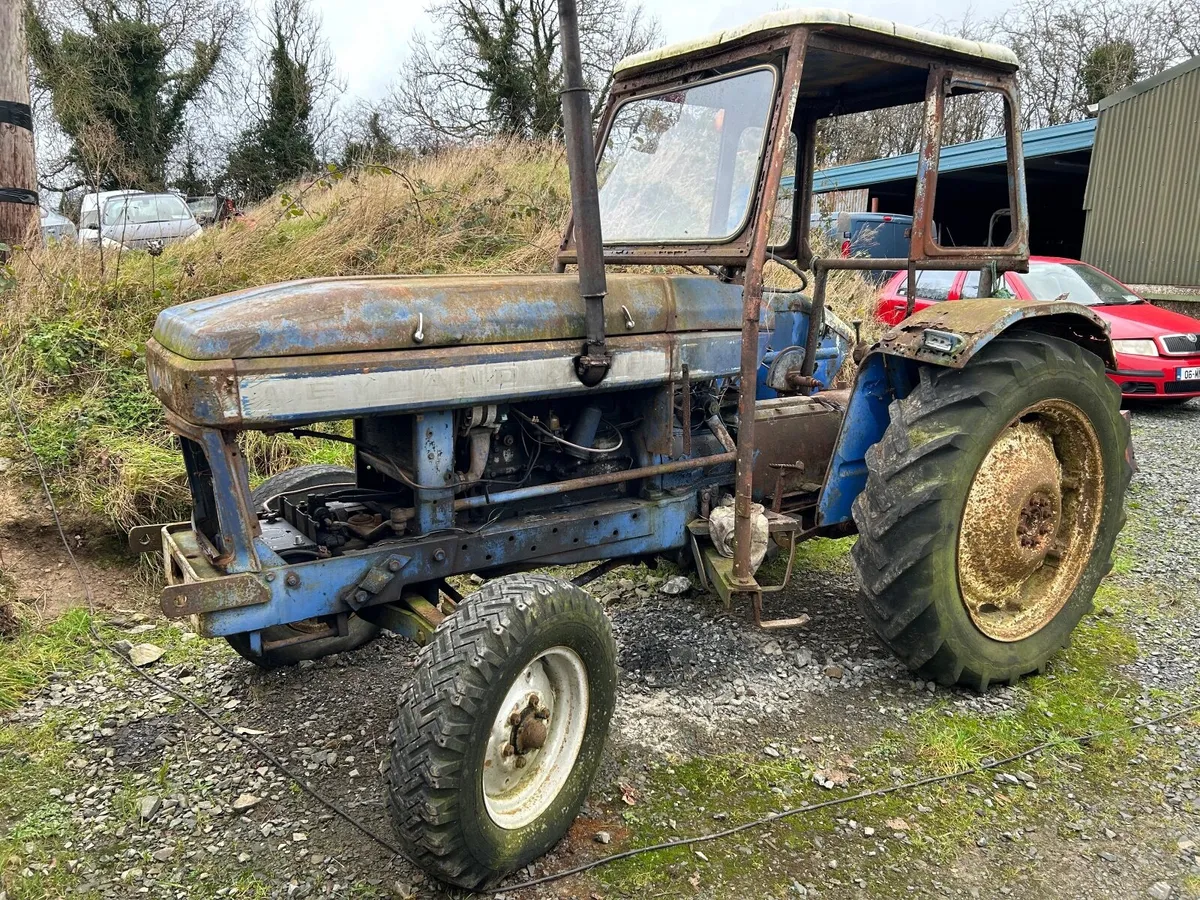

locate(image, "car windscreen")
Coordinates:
189 198 218 218
104 194 193 227
596 67 777 243
1020 263 1142 306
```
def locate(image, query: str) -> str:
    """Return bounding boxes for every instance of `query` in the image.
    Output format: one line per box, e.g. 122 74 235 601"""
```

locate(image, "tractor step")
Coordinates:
688 512 811 631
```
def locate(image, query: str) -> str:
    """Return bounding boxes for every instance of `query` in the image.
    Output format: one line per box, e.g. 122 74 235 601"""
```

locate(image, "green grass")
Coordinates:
759 535 855 584
912 614 1140 773
0 608 95 712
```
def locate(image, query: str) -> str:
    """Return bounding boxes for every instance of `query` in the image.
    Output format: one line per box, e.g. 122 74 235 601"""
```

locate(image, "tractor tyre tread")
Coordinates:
851 333 1131 690
385 573 617 889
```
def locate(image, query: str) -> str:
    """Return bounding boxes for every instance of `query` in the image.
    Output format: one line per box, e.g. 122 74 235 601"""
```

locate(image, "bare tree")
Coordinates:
995 0 1194 128
219 0 344 200
236 0 343 158
387 0 659 149
1158 0 1200 55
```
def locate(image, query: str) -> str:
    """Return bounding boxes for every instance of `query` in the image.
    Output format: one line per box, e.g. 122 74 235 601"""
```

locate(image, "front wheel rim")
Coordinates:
482 646 590 830
957 399 1105 642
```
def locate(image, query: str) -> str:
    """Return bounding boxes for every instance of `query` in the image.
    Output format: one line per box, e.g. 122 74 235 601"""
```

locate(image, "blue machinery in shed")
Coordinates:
132 5 1130 889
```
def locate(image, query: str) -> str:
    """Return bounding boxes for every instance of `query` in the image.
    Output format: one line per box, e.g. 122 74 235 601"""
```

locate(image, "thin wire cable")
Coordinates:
512 408 623 455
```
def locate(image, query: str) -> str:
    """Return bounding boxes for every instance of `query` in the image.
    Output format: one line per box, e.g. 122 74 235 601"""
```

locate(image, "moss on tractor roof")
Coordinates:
614 7 1019 75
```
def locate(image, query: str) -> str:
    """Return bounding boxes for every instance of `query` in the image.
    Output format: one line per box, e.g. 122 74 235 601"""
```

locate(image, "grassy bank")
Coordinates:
0 142 570 534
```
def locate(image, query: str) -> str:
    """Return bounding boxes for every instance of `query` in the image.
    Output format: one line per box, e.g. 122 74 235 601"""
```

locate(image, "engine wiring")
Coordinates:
4 358 1199 897
512 407 624 455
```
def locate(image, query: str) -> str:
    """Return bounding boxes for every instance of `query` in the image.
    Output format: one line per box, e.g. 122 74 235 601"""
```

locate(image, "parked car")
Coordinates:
187 194 241 227
78 189 143 245
39 208 77 244
876 256 1200 401
811 211 914 283
100 193 202 251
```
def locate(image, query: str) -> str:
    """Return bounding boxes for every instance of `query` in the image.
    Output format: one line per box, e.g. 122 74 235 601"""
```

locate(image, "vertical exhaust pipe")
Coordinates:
558 0 611 387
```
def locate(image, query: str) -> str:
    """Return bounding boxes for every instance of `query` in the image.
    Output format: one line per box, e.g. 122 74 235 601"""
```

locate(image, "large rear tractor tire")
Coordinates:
385 573 618 889
852 333 1131 690
226 465 381 668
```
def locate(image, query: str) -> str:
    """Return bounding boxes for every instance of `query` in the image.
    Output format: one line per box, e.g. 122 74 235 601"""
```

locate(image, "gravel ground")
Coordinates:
3 401 1200 900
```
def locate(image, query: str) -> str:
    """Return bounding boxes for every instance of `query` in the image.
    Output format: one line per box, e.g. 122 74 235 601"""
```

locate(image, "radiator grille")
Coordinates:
1161 333 1200 355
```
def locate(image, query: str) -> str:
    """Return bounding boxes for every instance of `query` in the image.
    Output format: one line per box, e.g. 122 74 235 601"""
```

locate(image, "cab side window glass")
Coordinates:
960 270 980 299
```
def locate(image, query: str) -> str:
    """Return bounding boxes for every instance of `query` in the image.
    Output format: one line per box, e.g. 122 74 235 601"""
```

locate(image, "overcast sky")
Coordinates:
304 0 1012 103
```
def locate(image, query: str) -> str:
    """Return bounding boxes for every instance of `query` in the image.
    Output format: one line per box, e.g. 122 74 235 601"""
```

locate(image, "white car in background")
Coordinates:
40 208 77 244
78 189 143 245
99 193 202 251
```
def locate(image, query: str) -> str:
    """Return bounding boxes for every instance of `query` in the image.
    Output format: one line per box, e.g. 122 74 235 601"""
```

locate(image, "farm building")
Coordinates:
1082 55 1200 300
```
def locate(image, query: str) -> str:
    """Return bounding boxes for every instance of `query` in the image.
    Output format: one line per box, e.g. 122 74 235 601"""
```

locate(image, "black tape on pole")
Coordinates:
0 101 34 131
0 187 39 205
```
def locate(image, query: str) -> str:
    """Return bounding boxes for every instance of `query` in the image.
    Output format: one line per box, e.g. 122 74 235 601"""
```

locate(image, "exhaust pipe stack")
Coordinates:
558 0 611 387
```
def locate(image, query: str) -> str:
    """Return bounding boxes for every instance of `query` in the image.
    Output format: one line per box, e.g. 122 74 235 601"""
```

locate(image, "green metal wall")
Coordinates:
1082 58 1200 288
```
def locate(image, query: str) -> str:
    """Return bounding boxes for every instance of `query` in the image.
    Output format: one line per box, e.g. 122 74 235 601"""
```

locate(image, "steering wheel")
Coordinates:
765 253 810 292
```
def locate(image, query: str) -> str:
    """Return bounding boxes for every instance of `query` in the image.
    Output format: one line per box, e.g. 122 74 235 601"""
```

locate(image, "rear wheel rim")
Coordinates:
957 399 1105 642
482 646 589 830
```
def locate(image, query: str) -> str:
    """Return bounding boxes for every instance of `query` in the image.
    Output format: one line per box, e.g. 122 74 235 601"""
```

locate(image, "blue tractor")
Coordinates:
135 6 1130 889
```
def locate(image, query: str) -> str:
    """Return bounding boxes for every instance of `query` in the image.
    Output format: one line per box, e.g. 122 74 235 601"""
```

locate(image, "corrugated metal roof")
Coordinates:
1081 60 1200 287
806 119 1096 192
1096 55 1200 112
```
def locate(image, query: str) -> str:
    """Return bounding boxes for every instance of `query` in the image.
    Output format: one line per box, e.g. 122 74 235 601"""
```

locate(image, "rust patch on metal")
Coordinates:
874 299 1115 369
957 399 1105 642
162 573 270 619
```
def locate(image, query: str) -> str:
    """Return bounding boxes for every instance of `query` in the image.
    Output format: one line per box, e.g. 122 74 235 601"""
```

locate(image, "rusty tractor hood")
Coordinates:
153 273 745 361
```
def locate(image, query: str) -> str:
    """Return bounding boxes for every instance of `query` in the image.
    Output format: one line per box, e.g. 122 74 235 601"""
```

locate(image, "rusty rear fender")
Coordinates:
871 299 1116 371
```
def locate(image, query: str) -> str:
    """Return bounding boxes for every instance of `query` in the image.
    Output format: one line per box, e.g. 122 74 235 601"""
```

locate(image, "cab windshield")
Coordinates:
1021 263 1142 306
596 67 777 243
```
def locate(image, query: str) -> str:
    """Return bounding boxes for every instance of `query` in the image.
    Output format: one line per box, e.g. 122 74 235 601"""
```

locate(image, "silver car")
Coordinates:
40 208 78 244
101 193 202 251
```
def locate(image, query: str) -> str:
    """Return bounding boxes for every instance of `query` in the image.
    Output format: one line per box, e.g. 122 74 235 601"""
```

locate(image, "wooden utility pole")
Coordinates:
0 0 38 253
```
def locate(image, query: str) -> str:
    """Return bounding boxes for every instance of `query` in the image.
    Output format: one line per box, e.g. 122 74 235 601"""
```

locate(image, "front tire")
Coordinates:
852 333 1131 690
385 573 618 889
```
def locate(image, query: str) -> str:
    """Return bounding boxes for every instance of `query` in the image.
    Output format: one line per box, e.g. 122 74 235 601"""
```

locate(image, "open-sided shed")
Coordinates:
810 119 1096 257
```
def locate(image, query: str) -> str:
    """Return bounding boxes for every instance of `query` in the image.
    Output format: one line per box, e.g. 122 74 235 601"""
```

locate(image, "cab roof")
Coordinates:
614 8 1019 76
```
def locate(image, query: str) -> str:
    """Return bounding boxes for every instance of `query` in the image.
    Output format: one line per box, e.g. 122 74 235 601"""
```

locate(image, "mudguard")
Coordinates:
871 299 1114 370
818 299 1115 527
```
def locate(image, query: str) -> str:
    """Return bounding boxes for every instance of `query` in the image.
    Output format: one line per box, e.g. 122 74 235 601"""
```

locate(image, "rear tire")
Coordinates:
852 333 1130 690
385 573 617 889
226 464 381 668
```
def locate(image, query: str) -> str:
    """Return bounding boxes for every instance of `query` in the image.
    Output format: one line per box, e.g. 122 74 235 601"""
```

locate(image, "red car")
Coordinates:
877 256 1200 401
